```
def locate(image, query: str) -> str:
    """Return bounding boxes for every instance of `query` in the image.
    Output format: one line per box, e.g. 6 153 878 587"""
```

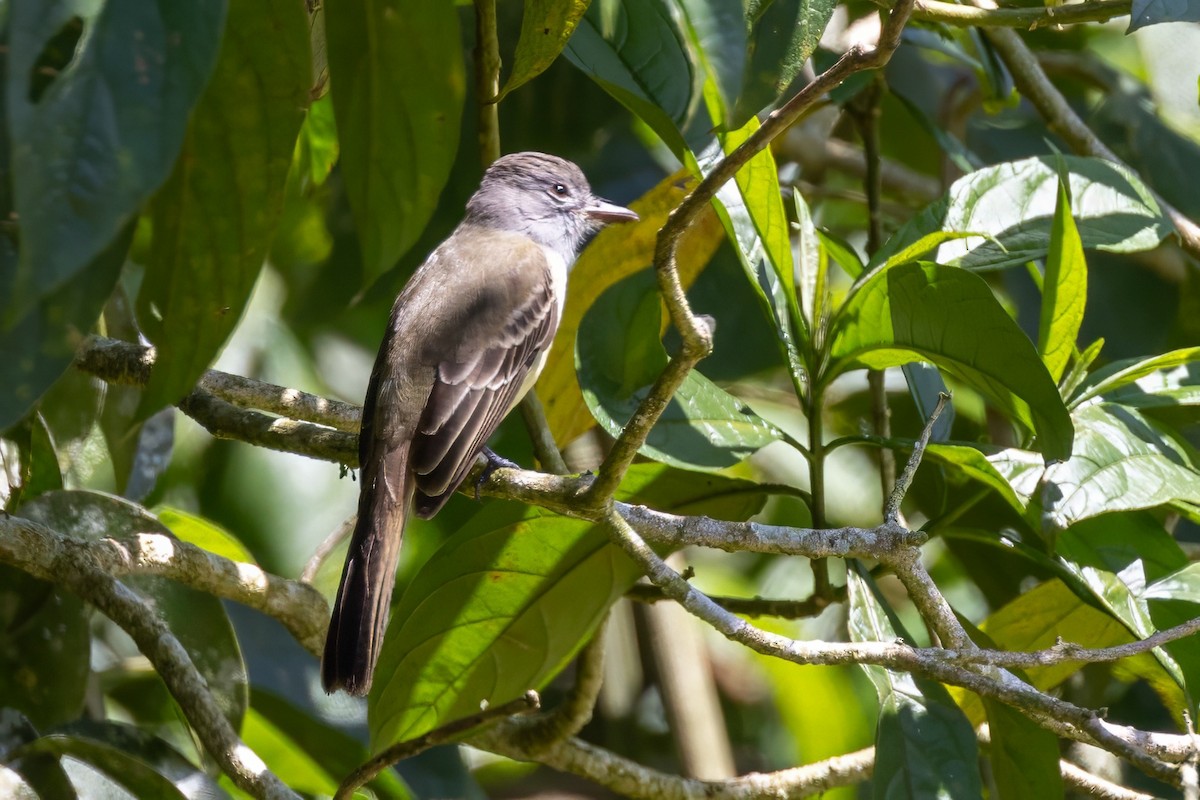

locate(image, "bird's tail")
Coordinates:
322 446 412 696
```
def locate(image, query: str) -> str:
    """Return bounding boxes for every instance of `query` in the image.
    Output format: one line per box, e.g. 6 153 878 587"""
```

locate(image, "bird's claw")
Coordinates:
475 447 520 500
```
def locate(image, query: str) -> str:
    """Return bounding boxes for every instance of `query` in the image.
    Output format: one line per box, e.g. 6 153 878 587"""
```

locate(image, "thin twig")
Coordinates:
915 0 1131 28
335 691 539 800
509 618 608 754
885 392 949 523
625 583 840 619
473 0 501 164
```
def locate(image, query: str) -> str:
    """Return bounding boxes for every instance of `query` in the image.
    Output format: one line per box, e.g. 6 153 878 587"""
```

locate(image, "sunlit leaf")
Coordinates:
984 699 1064 800
1071 347 1200 408
829 262 1073 461
137 0 310 418
564 0 700 157
326 0 464 282
1038 182 1087 384
153 506 256 564
499 1 592 100
577 270 782 471
734 0 837 124
675 0 747 130
537 170 723 446
1038 403 1200 531
369 464 766 749
873 156 1172 271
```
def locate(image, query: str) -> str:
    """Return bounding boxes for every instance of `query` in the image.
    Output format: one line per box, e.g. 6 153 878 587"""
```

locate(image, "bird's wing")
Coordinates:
409 248 560 517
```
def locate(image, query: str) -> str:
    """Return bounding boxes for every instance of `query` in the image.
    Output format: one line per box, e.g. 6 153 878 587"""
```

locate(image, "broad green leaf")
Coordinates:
872 156 1172 271
251 689 412 799
3 0 225 321
4 414 63 509
829 262 1074 462
734 0 836 124
880 231 987 271
1057 514 1190 694
0 565 90 729
0 712 77 800
369 463 767 748
138 0 309 418
1072 347 1200 408
702 119 805 374
499 0 592 100
922 442 1026 513
13 721 222 800
536 170 724 446
296 93 339 189
564 0 699 157
794 189 822 333
326 0 464 282
953 579 1131 723
675 0 747 131
1038 403 1200 531
983 699 1064 800
1129 0 1200 29
1038 182 1087 384
817 228 865 279
847 568 984 799
18 491 249 731
152 506 256 564
577 269 782 471
0 221 133 430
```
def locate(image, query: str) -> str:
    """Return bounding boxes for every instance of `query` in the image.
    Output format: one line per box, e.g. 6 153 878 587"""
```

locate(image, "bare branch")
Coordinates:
915 0 1131 28
0 515 298 799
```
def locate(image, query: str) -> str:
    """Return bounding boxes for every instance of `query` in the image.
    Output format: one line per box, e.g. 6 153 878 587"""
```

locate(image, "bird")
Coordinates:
322 152 639 695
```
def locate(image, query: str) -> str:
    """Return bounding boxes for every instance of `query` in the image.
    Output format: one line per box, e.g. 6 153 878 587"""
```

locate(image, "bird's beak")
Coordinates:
583 197 639 224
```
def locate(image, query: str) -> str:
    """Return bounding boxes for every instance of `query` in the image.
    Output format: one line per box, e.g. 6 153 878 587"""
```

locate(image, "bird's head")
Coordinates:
466 152 639 261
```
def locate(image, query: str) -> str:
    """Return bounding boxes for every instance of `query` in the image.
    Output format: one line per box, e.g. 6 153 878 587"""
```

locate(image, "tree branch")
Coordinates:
0 515 298 800
914 0 1131 28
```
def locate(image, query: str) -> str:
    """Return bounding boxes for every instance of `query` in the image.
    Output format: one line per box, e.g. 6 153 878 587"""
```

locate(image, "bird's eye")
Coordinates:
551 183 569 196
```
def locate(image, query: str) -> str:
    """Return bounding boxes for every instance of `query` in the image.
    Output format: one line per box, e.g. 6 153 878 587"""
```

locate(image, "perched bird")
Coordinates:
322 152 638 695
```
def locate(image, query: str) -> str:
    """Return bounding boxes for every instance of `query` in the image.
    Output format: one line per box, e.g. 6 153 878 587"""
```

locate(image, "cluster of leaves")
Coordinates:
3 0 1200 798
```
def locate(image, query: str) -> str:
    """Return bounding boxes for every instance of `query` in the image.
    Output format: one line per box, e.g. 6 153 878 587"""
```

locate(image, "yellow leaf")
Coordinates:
537 170 723 446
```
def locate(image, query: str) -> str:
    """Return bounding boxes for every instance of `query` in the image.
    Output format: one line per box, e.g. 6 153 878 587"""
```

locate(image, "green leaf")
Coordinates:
3 0 226 320
0 565 90 729
0 222 133 431
734 0 836 124
564 0 699 157
369 463 767 749
326 0 464 282
14 721 222 800
829 262 1074 462
1072 347 1200 408
499 1 592 100
4 413 64 509
370 504 632 748
576 269 782 471
701 117 806 376
817 228 865 279
794 189 823 333
983 699 1064 800
0 712 77 800
18 491 249 731
922 442 1026 513
1057 514 1190 694
251 689 412 799
137 0 310 418
1038 183 1087 384
872 156 1172 271
1038 403 1200 531
847 568 984 799
675 0 747 131
296 93 339 189
152 506 256 564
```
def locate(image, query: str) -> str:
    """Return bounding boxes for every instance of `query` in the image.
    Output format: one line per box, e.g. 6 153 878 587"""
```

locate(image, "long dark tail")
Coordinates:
322 446 411 695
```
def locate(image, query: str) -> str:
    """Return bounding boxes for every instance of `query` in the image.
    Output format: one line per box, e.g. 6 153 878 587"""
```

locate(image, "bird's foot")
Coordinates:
475 447 521 500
